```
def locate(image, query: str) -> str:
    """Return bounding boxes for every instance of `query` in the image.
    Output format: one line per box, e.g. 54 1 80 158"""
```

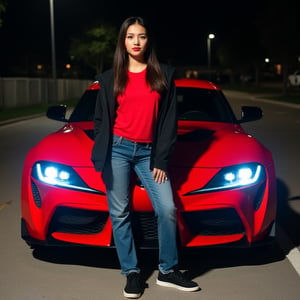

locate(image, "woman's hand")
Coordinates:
152 168 168 184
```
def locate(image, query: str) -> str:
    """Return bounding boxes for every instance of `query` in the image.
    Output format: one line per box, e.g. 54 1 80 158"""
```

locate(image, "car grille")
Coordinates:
48 207 108 235
181 208 245 235
47 208 158 248
47 207 244 246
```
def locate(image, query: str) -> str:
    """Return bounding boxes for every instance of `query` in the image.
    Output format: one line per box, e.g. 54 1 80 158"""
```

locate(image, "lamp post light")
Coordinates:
49 0 57 103
207 33 215 80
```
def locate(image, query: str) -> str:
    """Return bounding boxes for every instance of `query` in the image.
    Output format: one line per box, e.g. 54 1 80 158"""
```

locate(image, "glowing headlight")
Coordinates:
185 163 265 195
32 161 104 194
44 167 70 181
223 166 261 186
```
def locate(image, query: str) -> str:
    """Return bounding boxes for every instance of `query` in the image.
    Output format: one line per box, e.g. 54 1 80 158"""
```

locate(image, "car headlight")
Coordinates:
185 163 265 195
32 161 104 194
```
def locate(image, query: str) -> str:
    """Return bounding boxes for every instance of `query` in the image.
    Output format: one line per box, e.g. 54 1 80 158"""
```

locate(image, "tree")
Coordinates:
0 0 6 27
217 27 264 84
215 5 265 84
256 0 300 94
70 24 117 75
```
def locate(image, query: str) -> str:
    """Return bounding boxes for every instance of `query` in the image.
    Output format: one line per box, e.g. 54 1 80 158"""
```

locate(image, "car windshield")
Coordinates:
176 87 236 122
69 86 236 123
69 89 98 122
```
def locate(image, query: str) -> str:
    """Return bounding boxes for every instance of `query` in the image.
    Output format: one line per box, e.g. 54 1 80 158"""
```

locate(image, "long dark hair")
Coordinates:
113 16 167 97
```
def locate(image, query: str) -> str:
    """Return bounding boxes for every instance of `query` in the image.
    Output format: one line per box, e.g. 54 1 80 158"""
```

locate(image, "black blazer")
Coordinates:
91 64 178 172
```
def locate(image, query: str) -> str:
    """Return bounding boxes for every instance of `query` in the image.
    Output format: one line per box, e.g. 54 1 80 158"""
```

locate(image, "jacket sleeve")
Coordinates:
150 66 178 171
91 72 112 172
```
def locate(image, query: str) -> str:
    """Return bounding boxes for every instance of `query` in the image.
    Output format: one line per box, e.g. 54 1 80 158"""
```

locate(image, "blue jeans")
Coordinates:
103 135 178 276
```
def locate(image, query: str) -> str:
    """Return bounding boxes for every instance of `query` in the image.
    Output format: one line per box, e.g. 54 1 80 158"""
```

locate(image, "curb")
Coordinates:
0 113 45 127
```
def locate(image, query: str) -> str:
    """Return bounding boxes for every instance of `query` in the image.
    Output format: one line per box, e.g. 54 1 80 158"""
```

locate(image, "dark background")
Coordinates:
0 0 268 77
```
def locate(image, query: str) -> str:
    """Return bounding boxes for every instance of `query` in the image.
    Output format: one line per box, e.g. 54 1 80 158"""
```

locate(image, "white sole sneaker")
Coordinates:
156 279 200 292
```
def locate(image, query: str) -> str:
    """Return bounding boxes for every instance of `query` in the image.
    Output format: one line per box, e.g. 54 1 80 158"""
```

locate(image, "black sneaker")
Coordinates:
123 272 142 299
156 270 200 292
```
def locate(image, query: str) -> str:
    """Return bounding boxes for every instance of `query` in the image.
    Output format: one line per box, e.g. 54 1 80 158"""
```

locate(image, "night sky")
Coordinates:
0 0 262 77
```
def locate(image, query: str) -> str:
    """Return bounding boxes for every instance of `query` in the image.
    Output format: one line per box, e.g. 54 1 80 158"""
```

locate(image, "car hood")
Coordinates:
172 121 272 168
29 121 272 169
27 123 95 167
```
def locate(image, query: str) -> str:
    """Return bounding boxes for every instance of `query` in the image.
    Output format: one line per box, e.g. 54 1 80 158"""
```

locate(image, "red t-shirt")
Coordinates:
113 68 160 143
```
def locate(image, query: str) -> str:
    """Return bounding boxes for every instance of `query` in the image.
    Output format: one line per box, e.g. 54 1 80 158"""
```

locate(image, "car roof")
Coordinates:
174 78 221 90
86 81 100 90
86 78 222 91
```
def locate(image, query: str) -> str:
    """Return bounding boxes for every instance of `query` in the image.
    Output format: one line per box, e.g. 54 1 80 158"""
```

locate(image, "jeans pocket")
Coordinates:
112 135 123 146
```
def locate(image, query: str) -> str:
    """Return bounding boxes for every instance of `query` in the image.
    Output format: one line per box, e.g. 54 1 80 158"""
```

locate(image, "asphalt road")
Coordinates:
0 91 299 299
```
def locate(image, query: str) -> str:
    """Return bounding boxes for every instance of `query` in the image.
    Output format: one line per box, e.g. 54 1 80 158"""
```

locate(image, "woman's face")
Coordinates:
125 23 148 60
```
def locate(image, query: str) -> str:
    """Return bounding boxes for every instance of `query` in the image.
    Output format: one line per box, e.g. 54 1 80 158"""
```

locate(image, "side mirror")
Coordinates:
238 106 263 123
46 105 68 122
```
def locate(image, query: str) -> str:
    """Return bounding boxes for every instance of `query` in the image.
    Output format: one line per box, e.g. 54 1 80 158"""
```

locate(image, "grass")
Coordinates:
0 98 79 123
1 83 299 123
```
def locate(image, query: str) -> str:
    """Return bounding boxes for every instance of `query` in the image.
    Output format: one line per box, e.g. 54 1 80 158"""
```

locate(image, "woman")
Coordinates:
91 16 199 298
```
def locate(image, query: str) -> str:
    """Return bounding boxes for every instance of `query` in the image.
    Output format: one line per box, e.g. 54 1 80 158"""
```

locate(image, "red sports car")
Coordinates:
21 78 277 249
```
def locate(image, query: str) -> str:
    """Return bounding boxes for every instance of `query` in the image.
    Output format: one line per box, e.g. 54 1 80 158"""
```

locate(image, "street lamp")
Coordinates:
207 33 215 80
49 0 57 103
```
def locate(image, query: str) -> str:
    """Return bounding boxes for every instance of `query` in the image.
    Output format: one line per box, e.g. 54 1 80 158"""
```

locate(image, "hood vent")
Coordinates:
178 129 215 142
84 129 215 143
84 129 95 141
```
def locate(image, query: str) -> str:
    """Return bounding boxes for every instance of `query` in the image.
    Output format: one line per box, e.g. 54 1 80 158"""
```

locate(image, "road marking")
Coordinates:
0 200 12 211
277 224 300 276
